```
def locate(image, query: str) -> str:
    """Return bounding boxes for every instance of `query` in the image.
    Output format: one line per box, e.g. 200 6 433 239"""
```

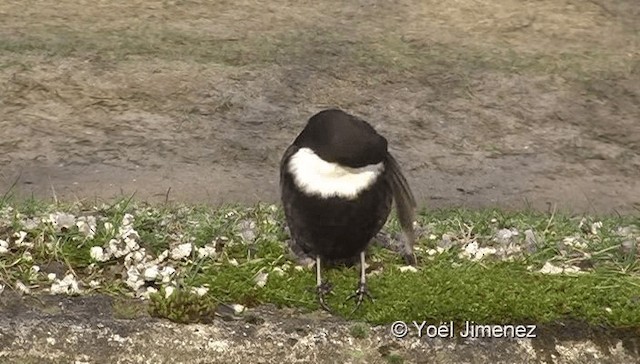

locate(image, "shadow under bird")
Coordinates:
279 108 417 313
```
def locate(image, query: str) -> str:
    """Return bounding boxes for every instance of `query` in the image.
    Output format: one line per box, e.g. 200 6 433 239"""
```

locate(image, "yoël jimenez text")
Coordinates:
413 321 537 339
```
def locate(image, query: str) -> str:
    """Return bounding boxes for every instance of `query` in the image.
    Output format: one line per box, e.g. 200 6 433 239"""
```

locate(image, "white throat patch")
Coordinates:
287 147 384 199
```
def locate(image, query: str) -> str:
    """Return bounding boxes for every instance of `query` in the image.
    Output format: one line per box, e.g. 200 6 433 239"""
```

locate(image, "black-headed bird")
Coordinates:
279 108 417 312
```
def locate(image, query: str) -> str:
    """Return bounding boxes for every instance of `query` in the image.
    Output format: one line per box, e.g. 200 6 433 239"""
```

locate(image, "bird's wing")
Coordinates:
385 152 417 265
279 143 299 186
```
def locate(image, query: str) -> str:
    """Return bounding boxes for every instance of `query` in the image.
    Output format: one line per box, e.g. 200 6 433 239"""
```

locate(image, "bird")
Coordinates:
279 108 417 313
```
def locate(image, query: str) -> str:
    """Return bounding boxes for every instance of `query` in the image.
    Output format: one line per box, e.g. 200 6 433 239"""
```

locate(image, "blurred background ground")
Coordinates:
0 0 639 214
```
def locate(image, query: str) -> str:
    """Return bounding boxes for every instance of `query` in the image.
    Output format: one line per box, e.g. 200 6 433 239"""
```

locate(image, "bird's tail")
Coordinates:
385 152 417 265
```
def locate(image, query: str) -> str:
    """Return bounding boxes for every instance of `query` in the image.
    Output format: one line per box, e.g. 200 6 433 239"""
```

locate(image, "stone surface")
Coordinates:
1 292 638 363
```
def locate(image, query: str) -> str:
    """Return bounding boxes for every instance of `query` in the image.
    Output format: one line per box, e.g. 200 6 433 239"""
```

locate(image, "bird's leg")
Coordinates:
315 256 333 312
346 251 373 313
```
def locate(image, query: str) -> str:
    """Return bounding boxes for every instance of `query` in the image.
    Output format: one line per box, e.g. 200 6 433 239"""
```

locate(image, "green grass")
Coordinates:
0 196 638 329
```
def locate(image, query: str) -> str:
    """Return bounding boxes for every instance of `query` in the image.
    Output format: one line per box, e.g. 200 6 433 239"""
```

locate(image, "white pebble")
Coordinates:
164 286 175 298
399 265 418 273
254 272 269 287
90 246 109 262
474 247 497 260
125 267 144 291
197 245 217 258
76 216 97 238
50 274 81 295
14 231 28 246
192 286 209 296
104 222 114 232
122 213 135 227
463 241 479 256
47 273 57 281
591 221 603 235
231 303 245 314
170 243 193 260
539 262 563 275
160 266 176 283
155 249 169 263
16 281 31 294
0 239 9 254
49 212 76 231
145 286 158 297
143 266 159 281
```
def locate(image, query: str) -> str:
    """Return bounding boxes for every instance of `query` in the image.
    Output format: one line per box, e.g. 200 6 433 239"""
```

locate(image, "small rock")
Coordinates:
164 286 175 298
144 286 158 298
495 228 516 245
22 251 33 261
620 240 637 255
16 281 31 295
591 221 603 235
438 234 453 250
76 216 97 238
463 241 479 256
238 219 257 243
22 218 39 230
192 286 209 296
160 266 176 283
90 246 109 262
197 245 217 258
170 243 193 260
399 265 418 273
563 265 583 274
13 231 29 246
0 239 8 254
49 212 76 231
143 266 159 281
255 271 269 287
231 304 246 314
539 262 563 275
50 274 82 295
615 225 639 237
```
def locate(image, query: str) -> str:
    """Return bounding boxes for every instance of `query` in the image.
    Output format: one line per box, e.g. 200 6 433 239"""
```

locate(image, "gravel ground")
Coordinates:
1 292 639 364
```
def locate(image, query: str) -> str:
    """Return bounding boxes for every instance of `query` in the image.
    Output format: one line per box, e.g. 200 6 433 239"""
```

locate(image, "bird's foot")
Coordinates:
345 282 373 314
316 281 334 312
403 252 417 266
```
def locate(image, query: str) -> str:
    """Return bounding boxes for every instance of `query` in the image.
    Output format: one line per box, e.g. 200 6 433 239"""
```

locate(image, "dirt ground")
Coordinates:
1 0 639 214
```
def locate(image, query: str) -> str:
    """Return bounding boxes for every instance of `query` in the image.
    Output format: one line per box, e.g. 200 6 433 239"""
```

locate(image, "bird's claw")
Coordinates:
345 283 374 313
316 281 334 312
